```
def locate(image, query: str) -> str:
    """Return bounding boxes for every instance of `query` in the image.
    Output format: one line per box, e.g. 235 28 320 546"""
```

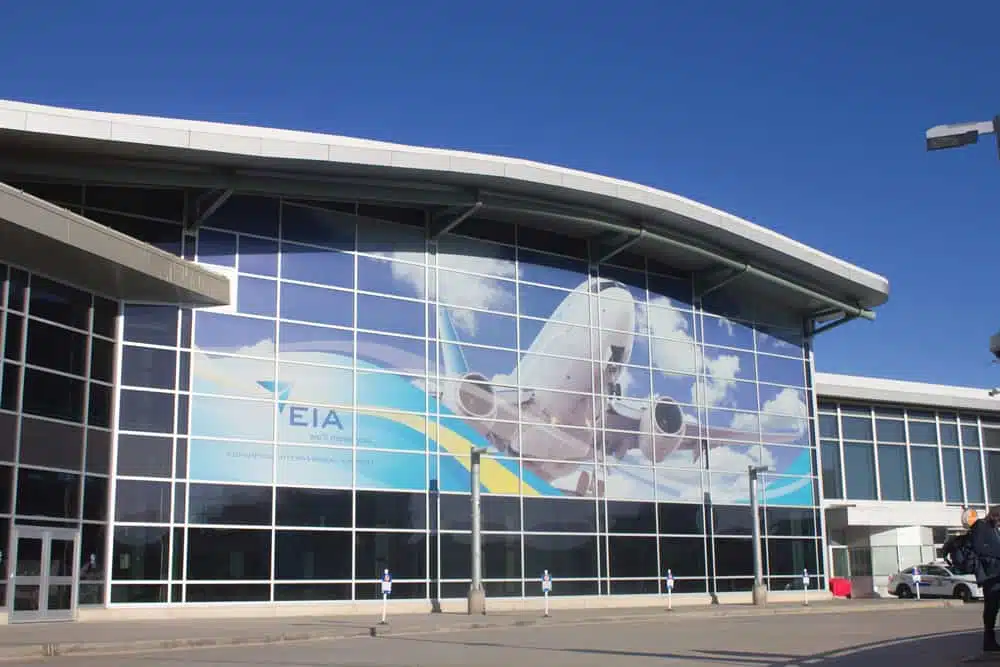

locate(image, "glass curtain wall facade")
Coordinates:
7 182 823 607
819 399 1000 581
0 263 117 609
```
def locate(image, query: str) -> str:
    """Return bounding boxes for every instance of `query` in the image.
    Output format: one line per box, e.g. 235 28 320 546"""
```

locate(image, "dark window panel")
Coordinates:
7 269 27 312
987 452 1000 505
275 488 351 528
4 313 22 361
22 368 85 423
355 531 427 580
356 581 427 601
714 578 753 593
608 535 658 578
713 538 754 577
171 584 182 604
15 468 80 518
523 497 596 533
115 479 171 523
121 346 177 390
0 364 17 412
206 195 280 238
179 310 192 349
841 416 873 441
844 442 877 500
93 297 118 338
606 501 657 534
483 580 523 598
966 450 986 505
186 584 270 603
186 528 272 580
766 538 819 576
25 319 88 376
18 417 83 470
524 534 597 580
911 447 943 502
439 533 521 580
89 338 114 383
177 351 190 392
875 419 905 443
355 491 426 530
87 383 113 429
820 441 843 499
111 585 168 603
908 421 938 445
122 305 178 347
175 395 188 435
713 505 753 536
28 275 90 329
765 508 817 537
118 390 174 434
175 438 188 478
89 210 181 256
517 225 589 261
82 476 108 522
275 583 352 602
941 423 960 446
986 429 1000 450
438 494 520 532
111 526 169 580
85 428 111 475
943 448 964 504
275 531 352 580
878 445 910 501
172 527 184 579
116 434 173 478
609 579 660 595
660 536 706 577
818 414 838 439
174 483 186 524
657 503 705 535
0 466 12 514
188 484 272 526
0 412 14 462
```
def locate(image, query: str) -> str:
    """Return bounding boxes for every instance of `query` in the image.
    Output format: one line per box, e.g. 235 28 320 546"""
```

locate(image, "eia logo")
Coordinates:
257 380 345 430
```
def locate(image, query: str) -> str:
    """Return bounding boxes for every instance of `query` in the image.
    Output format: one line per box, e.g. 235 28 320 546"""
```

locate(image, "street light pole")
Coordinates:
925 116 1000 156
468 446 488 615
749 464 770 606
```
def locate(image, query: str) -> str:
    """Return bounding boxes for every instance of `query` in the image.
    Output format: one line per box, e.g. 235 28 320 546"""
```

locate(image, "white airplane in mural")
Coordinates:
431 277 793 496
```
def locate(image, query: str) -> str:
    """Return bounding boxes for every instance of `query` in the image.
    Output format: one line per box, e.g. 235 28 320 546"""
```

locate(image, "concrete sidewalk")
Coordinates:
0 597 964 662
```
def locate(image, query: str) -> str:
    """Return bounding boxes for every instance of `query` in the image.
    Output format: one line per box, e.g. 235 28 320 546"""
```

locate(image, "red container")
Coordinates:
829 577 853 598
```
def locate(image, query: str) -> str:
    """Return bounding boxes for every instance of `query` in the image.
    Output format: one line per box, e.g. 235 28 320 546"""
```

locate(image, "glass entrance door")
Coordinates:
8 526 80 623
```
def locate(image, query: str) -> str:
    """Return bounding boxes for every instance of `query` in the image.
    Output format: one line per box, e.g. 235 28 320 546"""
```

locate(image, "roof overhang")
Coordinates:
0 99 889 321
0 181 230 306
816 372 1000 413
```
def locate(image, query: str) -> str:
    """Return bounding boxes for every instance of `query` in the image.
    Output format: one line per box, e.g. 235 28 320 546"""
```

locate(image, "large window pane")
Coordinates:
15 468 79 518
121 346 177 390
820 441 843 499
118 390 174 433
844 442 876 500
186 528 271 580
355 532 426 580
123 305 177 346
22 368 85 422
965 450 986 504
28 275 89 329
115 480 171 523
987 452 1000 505
875 419 904 443
275 531 352 580
962 425 981 448
524 534 597 579
608 536 658 577
908 421 938 446
188 484 273 526
112 526 169 581
25 319 87 376
841 416 873 441
878 445 909 501
275 488 352 528
911 447 943 502
941 423 960 447
942 449 963 504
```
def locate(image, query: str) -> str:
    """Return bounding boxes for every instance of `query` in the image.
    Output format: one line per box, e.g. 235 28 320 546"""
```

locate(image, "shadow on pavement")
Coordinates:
380 628 983 666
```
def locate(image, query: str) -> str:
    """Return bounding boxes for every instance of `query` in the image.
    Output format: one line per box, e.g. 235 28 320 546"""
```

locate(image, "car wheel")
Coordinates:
954 585 972 603
896 584 913 598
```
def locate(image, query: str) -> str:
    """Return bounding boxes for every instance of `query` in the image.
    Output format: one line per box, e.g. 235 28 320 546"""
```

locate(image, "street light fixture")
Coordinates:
748 464 770 606
925 117 1000 156
467 446 488 615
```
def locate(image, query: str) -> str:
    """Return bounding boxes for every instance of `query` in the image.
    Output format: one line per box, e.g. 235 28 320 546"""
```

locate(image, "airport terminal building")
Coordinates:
0 100 893 622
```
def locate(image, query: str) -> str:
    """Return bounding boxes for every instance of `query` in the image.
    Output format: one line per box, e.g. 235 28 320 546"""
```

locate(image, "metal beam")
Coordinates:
696 265 749 298
187 188 233 233
807 315 858 338
429 201 483 239
597 228 644 264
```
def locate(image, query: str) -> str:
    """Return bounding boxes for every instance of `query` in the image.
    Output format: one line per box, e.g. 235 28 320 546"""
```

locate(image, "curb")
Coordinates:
0 599 966 662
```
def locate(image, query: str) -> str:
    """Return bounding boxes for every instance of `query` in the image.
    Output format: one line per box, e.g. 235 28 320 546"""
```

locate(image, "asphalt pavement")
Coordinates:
0 602 989 666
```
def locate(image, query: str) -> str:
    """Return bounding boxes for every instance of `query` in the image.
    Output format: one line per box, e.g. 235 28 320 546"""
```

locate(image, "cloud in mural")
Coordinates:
758 387 809 434
642 296 743 408
387 253 515 335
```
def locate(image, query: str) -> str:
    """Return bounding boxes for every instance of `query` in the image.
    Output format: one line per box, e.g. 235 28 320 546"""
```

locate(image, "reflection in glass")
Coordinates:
236 276 278 317
199 230 237 267
841 416 873 442
820 441 843 499
357 294 425 337
911 447 943 502
908 420 938 445
844 442 876 500
194 312 275 357
187 528 271 580
279 283 353 328
878 445 909 501
701 316 755 350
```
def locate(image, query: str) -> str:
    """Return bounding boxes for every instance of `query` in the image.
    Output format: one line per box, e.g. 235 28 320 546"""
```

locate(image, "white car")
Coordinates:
889 563 982 602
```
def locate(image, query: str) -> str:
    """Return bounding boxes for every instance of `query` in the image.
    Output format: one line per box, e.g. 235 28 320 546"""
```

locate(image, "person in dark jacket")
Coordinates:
972 507 1000 652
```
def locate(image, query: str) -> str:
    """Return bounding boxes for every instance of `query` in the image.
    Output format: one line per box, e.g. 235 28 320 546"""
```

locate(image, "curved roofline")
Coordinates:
0 99 889 312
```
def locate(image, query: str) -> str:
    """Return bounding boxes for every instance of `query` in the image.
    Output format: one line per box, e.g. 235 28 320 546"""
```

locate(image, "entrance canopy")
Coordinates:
0 181 230 306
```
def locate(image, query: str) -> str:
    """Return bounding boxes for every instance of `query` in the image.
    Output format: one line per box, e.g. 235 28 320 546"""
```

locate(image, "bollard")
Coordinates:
666 569 675 611
802 569 809 606
380 568 392 625
541 570 552 617
913 566 921 601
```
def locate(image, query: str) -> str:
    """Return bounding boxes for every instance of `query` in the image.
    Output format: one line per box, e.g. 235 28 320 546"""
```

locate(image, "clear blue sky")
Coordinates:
4 1 999 387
